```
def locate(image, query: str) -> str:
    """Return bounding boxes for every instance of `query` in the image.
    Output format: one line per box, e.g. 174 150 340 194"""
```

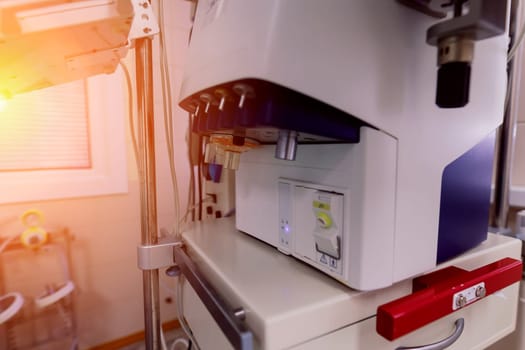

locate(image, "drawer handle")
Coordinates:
173 246 253 350
396 318 464 350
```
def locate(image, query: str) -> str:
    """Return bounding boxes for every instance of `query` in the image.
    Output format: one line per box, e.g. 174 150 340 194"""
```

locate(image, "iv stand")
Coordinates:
135 22 162 350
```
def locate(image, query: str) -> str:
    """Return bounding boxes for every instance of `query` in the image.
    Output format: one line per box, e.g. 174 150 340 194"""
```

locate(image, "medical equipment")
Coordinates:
0 0 158 97
179 0 510 291
403 0 508 108
1 0 520 348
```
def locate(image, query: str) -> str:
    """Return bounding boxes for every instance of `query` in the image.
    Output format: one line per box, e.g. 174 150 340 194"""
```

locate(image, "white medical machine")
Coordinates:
1 1 522 349
179 0 511 290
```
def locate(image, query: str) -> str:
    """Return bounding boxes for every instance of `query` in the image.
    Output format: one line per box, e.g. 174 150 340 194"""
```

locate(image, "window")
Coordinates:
0 70 127 204
0 80 90 171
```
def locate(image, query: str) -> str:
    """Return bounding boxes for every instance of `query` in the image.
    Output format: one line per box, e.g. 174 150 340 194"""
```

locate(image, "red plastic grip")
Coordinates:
376 257 523 341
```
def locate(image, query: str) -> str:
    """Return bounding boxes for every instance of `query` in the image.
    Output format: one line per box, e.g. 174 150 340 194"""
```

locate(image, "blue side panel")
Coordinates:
436 131 496 263
183 79 366 143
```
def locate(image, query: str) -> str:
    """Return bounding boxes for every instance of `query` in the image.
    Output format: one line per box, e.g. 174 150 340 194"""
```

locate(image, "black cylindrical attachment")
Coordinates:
436 62 471 108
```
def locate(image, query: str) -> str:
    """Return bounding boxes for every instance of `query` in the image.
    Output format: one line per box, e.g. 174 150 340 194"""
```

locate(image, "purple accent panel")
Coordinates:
206 105 220 131
179 79 367 142
256 87 362 141
235 98 258 127
208 164 223 183
436 131 496 263
217 101 235 129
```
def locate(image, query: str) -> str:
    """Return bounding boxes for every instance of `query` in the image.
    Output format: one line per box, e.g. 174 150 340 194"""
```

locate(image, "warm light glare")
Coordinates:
0 95 7 112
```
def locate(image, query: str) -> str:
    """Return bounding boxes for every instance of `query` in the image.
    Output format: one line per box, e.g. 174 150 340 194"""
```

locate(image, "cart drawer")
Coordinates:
293 282 520 350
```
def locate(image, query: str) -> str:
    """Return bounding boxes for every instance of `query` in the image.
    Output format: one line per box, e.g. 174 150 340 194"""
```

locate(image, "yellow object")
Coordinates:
20 209 47 249
316 212 333 229
209 134 259 153
313 200 331 211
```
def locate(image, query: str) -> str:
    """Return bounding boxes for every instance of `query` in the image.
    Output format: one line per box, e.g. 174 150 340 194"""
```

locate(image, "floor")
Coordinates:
120 329 188 350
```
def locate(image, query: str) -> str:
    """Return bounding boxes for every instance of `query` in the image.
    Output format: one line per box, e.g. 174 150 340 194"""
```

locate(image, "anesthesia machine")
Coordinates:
174 1 525 349
179 0 512 291
1 0 523 349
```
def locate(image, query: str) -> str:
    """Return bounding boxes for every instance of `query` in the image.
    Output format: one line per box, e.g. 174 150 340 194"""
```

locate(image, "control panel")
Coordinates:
312 191 343 275
278 179 344 277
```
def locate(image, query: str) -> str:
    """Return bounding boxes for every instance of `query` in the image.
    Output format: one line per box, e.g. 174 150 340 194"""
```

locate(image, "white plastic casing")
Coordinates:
181 0 509 290
237 127 397 290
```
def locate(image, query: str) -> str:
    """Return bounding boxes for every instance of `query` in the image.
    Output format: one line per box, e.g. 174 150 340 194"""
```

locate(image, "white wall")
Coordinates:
0 1 194 348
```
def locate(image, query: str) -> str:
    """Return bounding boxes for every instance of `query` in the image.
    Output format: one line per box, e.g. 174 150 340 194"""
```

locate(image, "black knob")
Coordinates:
436 62 471 108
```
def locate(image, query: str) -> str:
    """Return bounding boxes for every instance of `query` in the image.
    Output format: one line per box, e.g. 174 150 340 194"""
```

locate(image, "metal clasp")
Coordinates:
137 241 182 270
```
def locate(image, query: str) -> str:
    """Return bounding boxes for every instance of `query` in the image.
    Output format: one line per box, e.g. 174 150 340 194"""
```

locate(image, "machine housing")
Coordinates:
179 0 509 290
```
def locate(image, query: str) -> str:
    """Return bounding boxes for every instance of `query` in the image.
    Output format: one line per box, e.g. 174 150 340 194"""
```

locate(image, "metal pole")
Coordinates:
135 32 161 349
491 0 522 232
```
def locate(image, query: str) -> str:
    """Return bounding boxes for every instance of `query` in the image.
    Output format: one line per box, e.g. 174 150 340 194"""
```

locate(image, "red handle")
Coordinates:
376 257 522 341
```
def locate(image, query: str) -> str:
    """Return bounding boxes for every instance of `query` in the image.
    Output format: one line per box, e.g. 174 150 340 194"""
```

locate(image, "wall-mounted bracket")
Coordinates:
426 0 508 46
129 0 160 39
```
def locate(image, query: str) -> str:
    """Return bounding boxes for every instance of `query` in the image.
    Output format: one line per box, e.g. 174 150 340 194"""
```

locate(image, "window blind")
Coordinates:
0 80 91 171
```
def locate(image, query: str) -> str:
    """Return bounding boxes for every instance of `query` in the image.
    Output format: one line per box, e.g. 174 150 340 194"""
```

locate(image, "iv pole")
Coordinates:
135 4 162 348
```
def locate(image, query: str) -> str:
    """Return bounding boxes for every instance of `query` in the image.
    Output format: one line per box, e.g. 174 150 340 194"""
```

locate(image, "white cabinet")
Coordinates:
181 218 522 350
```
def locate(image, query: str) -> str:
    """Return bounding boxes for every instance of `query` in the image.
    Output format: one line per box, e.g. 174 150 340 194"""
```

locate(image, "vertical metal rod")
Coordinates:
0 249 7 350
64 229 79 347
135 31 161 350
491 0 522 232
